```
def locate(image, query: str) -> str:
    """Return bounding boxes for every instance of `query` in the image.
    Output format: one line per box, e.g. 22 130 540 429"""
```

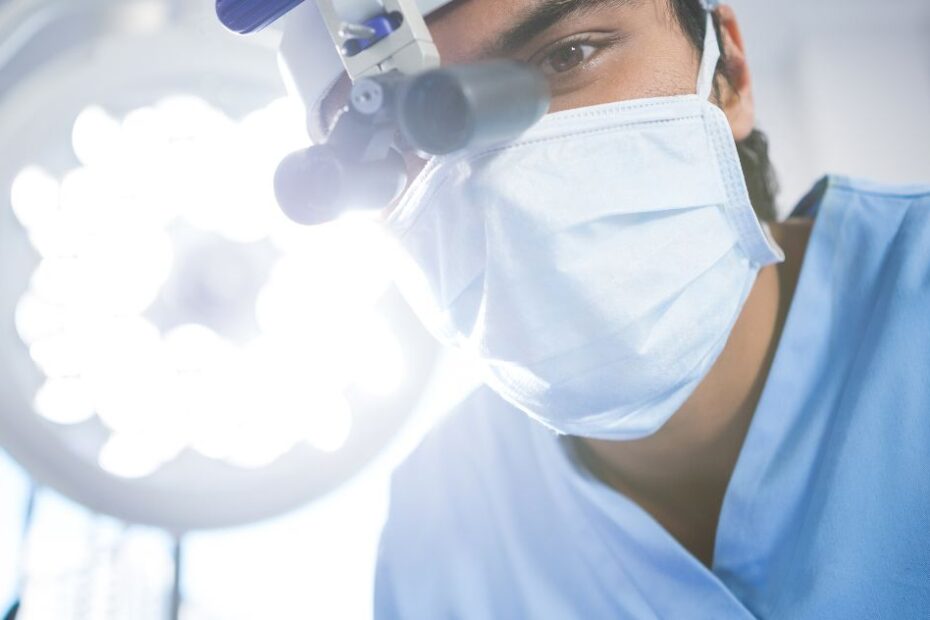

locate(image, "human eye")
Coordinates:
531 33 624 78
538 39 598 75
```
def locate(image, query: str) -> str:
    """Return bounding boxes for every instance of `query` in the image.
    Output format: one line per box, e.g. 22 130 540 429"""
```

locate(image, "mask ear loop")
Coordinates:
696 10 722 101
694 5 786 265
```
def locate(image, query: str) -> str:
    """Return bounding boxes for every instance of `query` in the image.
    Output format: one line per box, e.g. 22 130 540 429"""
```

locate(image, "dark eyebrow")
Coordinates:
486 0 637 58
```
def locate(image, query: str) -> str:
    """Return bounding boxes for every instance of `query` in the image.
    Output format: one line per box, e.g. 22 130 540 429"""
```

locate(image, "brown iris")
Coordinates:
546 43 588 73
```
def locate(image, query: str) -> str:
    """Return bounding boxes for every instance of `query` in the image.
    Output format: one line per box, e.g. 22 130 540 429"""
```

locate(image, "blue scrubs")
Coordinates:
374 176 930 619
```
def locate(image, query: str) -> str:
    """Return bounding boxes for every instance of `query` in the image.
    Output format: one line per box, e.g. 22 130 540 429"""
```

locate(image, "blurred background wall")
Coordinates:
0 0 928 619
730 0 930 212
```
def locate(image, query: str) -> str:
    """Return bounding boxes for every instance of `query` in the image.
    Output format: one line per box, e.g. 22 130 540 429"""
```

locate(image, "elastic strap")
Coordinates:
696 10 721 100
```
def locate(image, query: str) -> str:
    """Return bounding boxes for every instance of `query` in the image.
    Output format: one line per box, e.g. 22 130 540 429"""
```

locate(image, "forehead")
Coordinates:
426 0 530 64
427 0 642 63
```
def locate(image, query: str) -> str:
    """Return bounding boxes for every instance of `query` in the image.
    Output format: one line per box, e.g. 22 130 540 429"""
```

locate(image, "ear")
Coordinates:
715 5 755 141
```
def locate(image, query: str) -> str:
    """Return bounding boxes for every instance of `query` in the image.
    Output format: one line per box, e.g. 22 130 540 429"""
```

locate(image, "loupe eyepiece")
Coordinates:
397 61 550 155
274 146 407 225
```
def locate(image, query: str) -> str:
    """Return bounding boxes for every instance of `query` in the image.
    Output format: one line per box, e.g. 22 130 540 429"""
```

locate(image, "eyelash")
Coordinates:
534 34 623 76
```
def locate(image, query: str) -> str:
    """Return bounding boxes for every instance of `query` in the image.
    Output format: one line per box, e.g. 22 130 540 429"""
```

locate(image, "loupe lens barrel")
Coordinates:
274 146 407 225
398 61 550 155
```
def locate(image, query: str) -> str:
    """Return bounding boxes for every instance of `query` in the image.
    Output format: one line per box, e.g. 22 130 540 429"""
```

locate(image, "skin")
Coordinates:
323 0 815 568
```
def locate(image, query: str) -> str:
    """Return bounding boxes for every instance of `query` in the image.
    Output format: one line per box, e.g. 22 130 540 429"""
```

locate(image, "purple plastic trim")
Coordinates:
216 0 306 34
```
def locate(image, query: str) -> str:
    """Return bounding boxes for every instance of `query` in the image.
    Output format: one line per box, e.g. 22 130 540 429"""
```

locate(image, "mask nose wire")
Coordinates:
696 10 722 101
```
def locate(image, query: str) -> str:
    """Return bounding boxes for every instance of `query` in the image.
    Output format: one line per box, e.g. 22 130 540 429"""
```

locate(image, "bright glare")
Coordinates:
303 390 354 454
29 330 86 379
15 292 65 346
98 433 173 479
83 317 174 437
34 378 96 425
350 315 408 397
10 166 59 232
71 105 121 168
12 96 408 478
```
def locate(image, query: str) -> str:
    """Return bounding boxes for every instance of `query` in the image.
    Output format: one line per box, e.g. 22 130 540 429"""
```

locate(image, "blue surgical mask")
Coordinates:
385 12 784 440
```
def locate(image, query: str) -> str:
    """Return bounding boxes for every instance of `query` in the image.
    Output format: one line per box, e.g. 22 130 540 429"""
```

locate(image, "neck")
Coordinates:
575 219 813 567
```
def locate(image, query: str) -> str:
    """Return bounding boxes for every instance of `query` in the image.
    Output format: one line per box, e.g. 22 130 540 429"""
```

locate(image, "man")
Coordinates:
294 0 930 617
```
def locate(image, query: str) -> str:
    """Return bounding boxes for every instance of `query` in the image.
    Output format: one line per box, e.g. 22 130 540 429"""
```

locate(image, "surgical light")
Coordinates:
10 97 413 477
0 8 438 531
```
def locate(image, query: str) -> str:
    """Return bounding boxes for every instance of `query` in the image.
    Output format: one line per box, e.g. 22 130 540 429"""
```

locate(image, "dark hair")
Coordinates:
670 0 779 221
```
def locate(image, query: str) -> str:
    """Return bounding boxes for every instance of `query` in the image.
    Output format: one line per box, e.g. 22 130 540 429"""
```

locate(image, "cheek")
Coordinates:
549 68 695 113
620 28 703 99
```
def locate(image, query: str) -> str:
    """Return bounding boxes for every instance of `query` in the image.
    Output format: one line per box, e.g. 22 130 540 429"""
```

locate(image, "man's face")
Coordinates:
321 0 751 191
